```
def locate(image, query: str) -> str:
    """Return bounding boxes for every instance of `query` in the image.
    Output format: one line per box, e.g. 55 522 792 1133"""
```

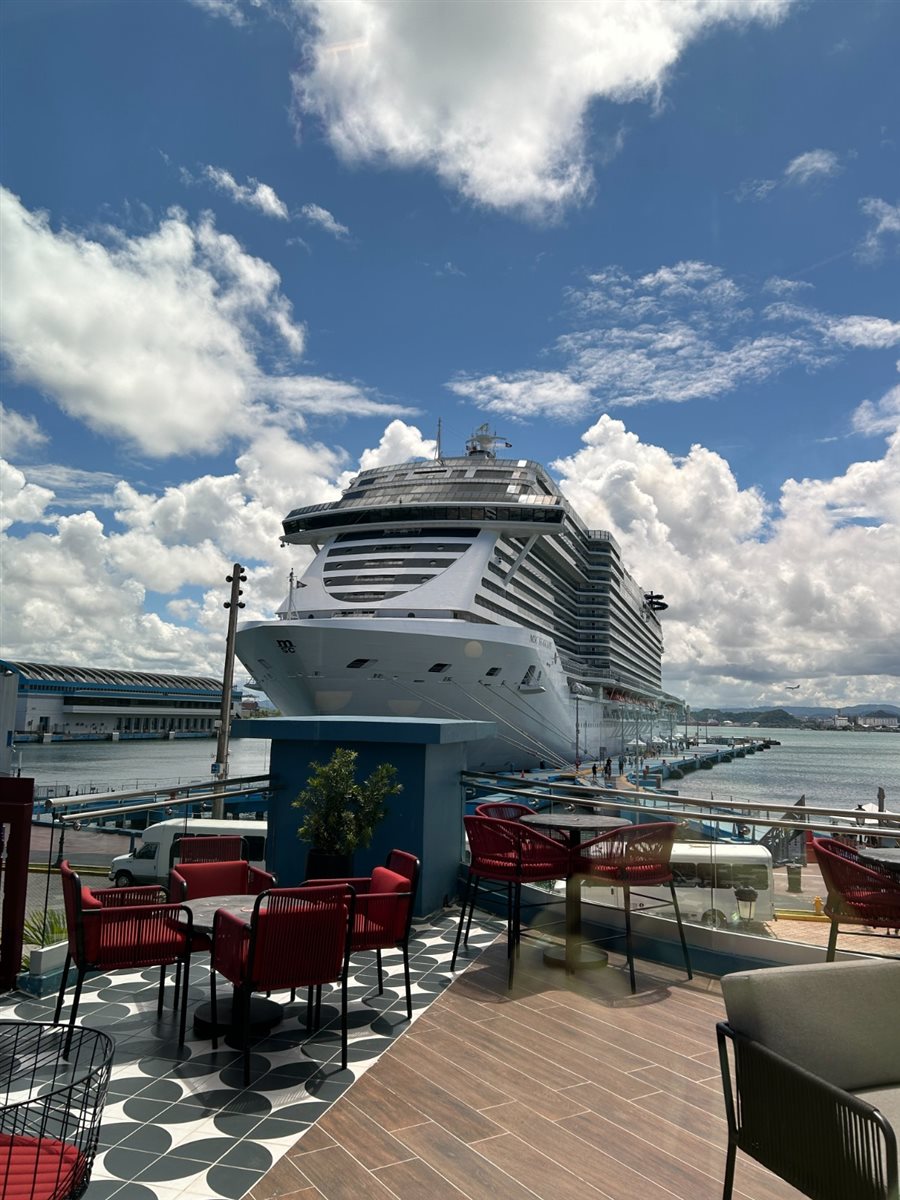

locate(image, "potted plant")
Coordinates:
293 747 402 878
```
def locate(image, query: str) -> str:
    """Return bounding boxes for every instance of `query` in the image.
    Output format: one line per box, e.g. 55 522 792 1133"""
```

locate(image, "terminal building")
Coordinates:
0 660 241 743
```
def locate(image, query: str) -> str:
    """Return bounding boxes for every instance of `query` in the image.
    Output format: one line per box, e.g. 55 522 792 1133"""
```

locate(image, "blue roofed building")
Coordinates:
0 660 241 743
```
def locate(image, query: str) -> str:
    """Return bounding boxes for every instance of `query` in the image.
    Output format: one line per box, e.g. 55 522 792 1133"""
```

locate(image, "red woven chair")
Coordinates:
169 859 275 902
306 850 420 1019
811 836 900 959
475 801 533 820
572 822 692 993
54 861 194 1053
209 885 354 1084
451 816 571 986
175 835 249 864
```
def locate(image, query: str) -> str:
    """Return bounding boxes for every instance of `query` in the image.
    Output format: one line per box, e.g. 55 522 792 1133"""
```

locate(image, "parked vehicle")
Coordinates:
584 840 775 927
108 818 267 887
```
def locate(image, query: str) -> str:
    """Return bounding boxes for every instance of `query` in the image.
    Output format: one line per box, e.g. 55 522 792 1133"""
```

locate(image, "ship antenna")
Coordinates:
288 568 295 614
435 418 442 462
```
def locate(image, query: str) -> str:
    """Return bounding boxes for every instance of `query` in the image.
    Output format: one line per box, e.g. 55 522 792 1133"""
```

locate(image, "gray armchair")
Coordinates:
717 959 899 1200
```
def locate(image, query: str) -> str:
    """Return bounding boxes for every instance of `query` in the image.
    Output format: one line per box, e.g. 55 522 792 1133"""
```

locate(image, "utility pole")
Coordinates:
212 564 246 819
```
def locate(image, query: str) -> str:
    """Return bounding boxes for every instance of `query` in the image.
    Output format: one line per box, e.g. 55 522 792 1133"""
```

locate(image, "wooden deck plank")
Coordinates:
291 1144 401 1200
473 1132 617 1200
317 1098 415 1169
370 1155 471 1199
393 1122 545 1200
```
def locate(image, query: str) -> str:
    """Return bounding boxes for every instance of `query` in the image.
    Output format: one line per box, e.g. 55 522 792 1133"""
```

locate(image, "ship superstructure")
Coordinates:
236 427 682 768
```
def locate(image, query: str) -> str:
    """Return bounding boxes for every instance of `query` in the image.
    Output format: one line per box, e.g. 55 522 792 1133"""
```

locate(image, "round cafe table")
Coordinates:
186 894 283 1041
858 846 900 876
521 812 629 971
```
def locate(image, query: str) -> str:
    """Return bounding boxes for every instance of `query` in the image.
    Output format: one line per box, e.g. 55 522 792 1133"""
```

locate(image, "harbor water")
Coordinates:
13 735 271 796
12 725 898 813
682 726 898 814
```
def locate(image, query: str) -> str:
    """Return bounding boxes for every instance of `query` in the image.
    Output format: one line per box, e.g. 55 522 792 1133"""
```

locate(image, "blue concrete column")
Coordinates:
230 716 494 916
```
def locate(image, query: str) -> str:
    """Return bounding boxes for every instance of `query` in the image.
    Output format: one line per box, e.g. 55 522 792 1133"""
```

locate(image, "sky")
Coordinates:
1 0 898 713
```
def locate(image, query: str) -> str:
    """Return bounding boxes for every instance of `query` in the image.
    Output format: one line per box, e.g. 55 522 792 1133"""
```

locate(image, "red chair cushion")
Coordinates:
370 867 408 895
0 1134 84 1200
172 860 249 899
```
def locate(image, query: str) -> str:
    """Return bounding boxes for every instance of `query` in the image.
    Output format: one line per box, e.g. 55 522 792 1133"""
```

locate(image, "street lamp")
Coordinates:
734 885 758 926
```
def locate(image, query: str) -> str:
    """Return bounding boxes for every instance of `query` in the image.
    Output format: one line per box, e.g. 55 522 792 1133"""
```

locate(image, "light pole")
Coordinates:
212 564 246 820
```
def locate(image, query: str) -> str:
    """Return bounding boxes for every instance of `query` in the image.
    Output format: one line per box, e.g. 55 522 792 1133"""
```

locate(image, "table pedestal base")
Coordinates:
542 944 608 971
193 996 283 1041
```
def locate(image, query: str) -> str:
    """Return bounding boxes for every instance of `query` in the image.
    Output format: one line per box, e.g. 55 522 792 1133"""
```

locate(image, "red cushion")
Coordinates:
0 1134 84 1200
370 867 408 895
174 861 248 899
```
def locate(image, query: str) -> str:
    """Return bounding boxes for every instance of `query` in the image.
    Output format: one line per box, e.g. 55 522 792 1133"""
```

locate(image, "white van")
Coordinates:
108 818 267 887
582 840 775 928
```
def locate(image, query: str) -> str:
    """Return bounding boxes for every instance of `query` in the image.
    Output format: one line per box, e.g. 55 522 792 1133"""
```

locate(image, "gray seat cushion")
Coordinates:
722 959 900 1091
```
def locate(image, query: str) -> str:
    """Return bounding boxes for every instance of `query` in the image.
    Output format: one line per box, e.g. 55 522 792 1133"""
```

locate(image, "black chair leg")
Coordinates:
340 969 349 1070
376 948 384 994
64 967 87 1057
623 885 636 993
463 877 480 948
451 871 474 970
670 883 693 981
826 918 839 961
177 952 190 1046
157 962 166 1018
210 970 219 1048
315 984 322 1029
722 1138 736 1200
53 951 72 1026
240 986 251 1086
173 960 181 1011
402 944 412 1020
306 986 314 1033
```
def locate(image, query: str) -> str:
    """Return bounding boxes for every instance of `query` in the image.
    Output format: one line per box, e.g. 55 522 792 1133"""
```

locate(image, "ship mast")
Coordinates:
466 423 512 459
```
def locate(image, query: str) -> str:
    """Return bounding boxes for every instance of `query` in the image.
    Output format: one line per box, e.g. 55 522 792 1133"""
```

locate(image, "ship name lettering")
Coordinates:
276 639 296 654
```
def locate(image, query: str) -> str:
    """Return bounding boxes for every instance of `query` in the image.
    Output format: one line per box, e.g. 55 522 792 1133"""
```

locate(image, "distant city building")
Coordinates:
857 714 899 730
832 713 852 729
0 660 241 743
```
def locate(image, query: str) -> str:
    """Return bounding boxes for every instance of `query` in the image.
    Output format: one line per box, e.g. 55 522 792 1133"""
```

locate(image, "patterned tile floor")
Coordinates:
1 912 498 1200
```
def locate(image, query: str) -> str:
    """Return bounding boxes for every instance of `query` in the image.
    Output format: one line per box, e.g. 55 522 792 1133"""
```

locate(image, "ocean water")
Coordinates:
680 726 899 815
14 735 271 794
15 725 899 814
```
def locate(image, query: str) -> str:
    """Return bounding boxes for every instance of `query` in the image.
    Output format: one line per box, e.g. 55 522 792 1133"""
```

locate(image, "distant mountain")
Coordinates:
692 707 803 727
692 703 900 719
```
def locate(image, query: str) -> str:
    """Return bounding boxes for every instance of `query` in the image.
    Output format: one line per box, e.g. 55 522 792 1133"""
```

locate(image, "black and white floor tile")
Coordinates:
1 913 498 1200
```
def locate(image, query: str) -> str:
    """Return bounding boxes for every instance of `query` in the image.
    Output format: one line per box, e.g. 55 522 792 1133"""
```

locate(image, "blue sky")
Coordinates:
1 0 898 710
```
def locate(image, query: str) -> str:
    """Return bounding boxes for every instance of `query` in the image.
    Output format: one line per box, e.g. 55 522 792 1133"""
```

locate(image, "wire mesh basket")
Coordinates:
0 1021 114 1200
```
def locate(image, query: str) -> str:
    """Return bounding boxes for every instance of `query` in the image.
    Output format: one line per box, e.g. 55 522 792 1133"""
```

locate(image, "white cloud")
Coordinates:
736 148 841 203
0 421 437 673
188 0 255 27
299 202 349 237
734 178 777 204
0 460 55 531
19 464 120 509
200 165 290 219
448 261 900 417
553 416 900 705
0 404 48 456
447 262 898 419
857 197 900 263
0 188 410 458
450 370 595 419
852 382 900 437
783 148 841 186
762 276 813 296
292 0 793 217
354 419 436 473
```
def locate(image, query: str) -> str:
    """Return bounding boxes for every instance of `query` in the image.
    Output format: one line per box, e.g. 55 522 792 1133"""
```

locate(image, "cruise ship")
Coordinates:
235 427 683 769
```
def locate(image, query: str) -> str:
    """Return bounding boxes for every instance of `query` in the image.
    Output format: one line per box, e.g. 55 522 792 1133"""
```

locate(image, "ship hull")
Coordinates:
236 617 606 769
